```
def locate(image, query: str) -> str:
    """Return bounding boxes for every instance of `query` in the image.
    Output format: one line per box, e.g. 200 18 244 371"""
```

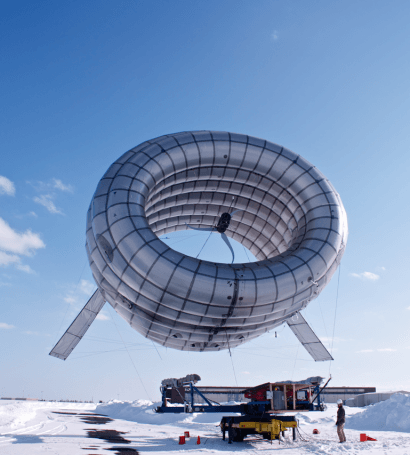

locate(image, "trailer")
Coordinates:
155 376 331 443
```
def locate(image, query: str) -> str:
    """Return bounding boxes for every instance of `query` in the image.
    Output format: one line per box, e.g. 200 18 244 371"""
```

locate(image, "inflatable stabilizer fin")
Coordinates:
49 289 105 361
287 312 333 361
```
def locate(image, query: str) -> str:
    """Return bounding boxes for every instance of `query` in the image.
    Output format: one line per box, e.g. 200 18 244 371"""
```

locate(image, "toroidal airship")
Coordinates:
50 131 348 361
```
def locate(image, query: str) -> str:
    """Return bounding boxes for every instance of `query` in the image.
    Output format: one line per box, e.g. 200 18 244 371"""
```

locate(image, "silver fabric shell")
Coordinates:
86 131 348 352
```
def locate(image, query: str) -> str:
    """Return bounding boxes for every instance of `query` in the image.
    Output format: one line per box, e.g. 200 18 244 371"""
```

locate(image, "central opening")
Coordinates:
159 230 257 264
144 164 305 262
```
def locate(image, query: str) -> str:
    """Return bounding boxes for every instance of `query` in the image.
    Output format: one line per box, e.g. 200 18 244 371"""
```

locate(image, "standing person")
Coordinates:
336 399 346 443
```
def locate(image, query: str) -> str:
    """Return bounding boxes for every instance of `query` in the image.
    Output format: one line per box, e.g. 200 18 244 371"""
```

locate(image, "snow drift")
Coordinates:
0 400 95 431
346 393 410 432
95 400 240 425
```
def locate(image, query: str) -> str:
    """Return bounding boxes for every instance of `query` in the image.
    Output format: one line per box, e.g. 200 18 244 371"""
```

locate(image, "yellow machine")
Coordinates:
238 418 297 441
220 415 298 442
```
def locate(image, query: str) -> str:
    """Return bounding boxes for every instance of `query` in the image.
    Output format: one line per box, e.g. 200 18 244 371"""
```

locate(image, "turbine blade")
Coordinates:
49 289 105 361
185 223 214 232
221 232 235 264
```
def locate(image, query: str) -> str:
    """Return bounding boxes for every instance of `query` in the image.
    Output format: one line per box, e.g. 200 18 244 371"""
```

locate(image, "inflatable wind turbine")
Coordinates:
50 131 347 361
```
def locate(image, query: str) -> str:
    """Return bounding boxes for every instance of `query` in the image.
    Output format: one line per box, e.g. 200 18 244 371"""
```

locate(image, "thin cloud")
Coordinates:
63 295 77 304
0 251 21 267
52 178 73 193
0 176 15 196
16 263 34 274
0 217 45 255
377 348 396 352
0 252 35 274
28 178 73 193
96 312 110 321
14 211 39 220
350 272 380 281
62 280 96 305
80 279 96 296
28 178 73 214
271 30 279 41
356 349 374 353
0 322 15 329
33 194 63 215
0 218 44 273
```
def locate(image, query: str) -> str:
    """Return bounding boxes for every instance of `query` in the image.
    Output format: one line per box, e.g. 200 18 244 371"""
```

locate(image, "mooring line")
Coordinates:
52 260 88 346
329 264 342 375
242 244 251 262
225 329 238 386
151 340 163 360
195 230 213 259
108 307 152 401
291 344 300 381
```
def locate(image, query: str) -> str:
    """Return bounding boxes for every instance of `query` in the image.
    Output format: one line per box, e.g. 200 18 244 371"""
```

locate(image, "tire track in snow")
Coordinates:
0 421 45 435
0 434 19 444
51 424 67 435
37 424 64 435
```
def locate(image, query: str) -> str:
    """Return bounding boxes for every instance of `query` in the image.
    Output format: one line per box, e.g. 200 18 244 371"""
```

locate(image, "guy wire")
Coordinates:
53 260 88 346
108 307 152 401
329 263 342 375
242 245 251 262
151 340 163 360
225 329 238 386
291 344 300 381
195 230 213 259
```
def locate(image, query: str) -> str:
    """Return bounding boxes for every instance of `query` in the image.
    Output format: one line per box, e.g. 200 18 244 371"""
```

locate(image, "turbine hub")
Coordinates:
216 212 231 233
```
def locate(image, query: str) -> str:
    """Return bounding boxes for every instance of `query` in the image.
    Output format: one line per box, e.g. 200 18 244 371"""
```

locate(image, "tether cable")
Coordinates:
242 245 251 262
329 263 342 375
291 344 300 381
108 307 152 401
151 340 163 360
52 260 88 346
225 329 238 386
195 230 213 259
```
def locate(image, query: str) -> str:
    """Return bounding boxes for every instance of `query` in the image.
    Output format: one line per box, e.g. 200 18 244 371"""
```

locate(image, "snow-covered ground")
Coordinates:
1 394 410 454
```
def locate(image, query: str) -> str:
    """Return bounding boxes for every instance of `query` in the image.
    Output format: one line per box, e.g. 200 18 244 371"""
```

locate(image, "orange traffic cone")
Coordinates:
179 436 185 445
367 436 377 441
197 435 201 444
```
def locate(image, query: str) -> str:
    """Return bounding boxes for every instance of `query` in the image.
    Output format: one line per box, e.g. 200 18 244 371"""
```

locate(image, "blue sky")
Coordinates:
1 0 410 401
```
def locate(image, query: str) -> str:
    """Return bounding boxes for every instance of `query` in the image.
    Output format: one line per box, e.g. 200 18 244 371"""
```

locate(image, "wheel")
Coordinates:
231 428 244 442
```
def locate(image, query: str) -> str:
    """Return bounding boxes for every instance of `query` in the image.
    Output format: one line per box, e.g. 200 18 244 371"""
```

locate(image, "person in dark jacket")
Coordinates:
336 399 346 442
